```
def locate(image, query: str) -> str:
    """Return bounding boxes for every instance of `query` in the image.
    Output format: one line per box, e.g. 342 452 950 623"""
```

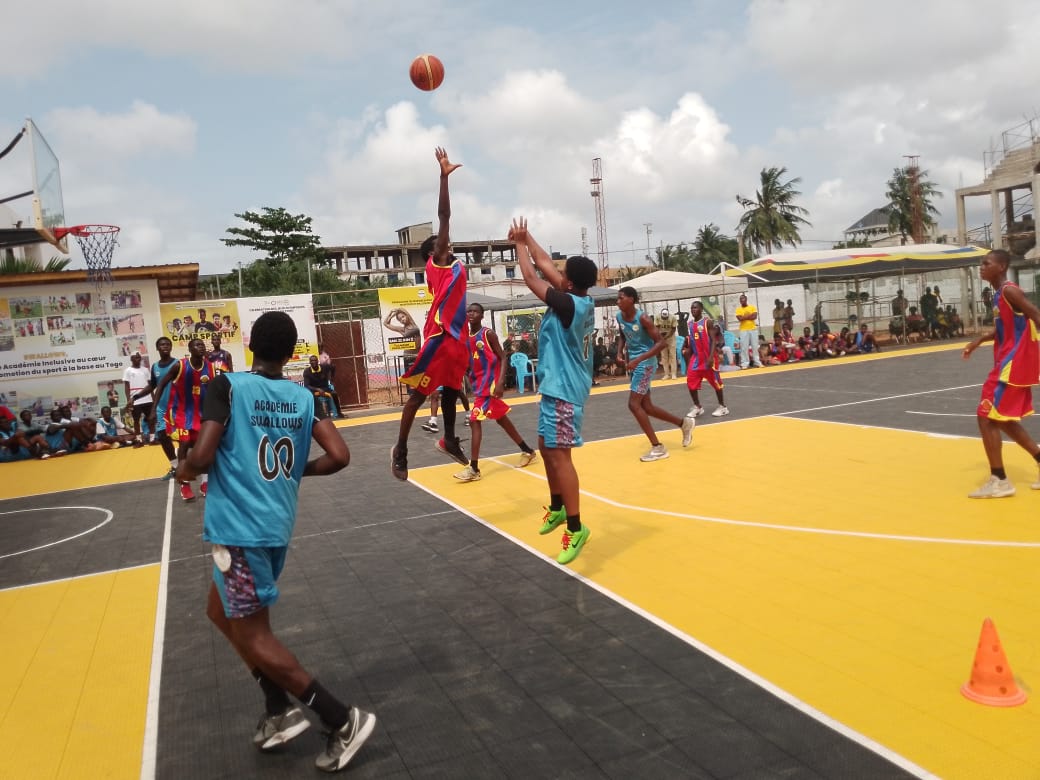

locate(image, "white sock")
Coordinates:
169 459 177 468
200 474 208 486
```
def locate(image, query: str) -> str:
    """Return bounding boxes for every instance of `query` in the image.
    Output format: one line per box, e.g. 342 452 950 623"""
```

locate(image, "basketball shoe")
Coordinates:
538 507 566 535
436 437 468 466
558 525 590 565
640 444 669 462
254 706 310 752
315 707 376 773
968 476 1015 499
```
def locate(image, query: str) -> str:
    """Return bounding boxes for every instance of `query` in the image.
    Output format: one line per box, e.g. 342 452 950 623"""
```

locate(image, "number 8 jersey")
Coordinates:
201 372 319 547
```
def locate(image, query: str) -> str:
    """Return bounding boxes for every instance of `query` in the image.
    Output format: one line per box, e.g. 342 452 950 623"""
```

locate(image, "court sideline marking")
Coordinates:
140 480 174 780
406 477 935 780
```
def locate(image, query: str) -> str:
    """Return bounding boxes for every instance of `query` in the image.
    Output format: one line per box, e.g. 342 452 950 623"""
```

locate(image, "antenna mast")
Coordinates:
590 158 608 275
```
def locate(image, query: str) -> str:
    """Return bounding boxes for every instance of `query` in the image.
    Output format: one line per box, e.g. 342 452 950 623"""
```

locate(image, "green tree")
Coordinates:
692 223 740 271
0 253 72 275
735 167 812 255
885 166 942 244
831 238 872 249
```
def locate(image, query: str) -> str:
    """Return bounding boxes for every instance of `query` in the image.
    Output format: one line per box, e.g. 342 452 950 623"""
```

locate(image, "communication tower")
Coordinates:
590 158 608 272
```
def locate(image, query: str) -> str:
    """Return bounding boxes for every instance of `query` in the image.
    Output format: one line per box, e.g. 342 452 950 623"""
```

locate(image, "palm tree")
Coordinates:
886 166 942 244
0 253 72 275
735 167 812 255
693 223 739 271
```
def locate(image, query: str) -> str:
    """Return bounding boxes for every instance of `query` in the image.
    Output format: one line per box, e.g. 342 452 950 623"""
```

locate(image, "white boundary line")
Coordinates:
0 561 155 593
140 480 174 780
0 506 113 560
405 479 936 780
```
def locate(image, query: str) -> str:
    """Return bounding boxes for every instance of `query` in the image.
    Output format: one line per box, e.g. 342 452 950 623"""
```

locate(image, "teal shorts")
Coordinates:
538 395 585 448
212 545 288 618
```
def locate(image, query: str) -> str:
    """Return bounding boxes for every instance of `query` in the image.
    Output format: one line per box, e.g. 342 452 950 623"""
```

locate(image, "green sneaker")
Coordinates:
538 507 566 535
557 525 590 565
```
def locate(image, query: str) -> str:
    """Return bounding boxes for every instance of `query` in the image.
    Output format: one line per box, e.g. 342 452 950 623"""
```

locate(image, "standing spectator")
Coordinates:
452 302 537 482
735 293 763 368
771 299 784 336
783 299 795 331
891 289 909 317
122 353 152 444
176 311 373 772
920 286 939 338
153 338 215 501
614 287 694 462
962 250 1040 498
511 217 597 565
981 287 995 325
812 300 825 337
654 309 678 380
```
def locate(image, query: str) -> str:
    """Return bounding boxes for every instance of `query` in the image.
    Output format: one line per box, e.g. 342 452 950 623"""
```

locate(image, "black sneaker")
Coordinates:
315 707 376 773
436 437 469 466
390 445 408 481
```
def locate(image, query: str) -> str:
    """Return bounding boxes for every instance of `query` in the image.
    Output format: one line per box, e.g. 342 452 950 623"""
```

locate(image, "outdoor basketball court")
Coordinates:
2 343 1039 778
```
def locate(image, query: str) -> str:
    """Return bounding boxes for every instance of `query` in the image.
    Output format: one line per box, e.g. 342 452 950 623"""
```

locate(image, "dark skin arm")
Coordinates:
622 313 668 372
487 329 508 398
964 284 1040 358
147 360 181 404
431 147 461 266
511 217 565 302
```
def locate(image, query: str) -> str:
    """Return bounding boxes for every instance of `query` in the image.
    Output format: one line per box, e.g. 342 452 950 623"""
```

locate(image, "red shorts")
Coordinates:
400 333 468 395
170 427 199 444
687 368 723 392
978 373 1034 421
469 395 510 422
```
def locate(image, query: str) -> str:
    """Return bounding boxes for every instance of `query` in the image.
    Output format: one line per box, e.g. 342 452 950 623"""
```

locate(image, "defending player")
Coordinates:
684 300 729 418
153 337 214 501
962 249 1040 498
392 147 469 480
453 302 537 482
512 217 597 565
177 311 375 773
131 336 180 479
615 286 694 462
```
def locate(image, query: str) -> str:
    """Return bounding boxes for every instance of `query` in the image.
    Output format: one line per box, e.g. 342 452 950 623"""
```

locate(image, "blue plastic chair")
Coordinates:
723 331 738 365
510 351 535 394
675 335 687 375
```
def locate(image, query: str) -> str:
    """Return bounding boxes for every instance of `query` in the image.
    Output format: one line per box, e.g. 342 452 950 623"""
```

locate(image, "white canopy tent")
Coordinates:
610 270 748 302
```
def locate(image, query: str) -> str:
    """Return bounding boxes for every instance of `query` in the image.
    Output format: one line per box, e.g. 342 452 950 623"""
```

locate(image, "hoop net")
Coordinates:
56 224 120 286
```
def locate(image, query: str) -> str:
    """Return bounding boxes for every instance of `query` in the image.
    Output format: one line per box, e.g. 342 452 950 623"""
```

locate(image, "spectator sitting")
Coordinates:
758 335 772 366
712 324 737 369
16 409 58 457
0 411 36 461
850 323 881 354
59 404 99 448
818 330 844 357
905 306 928 341
302 354 339 416
45 408 93 453
947 306 965 336
592 337 608 376
95 406 138 448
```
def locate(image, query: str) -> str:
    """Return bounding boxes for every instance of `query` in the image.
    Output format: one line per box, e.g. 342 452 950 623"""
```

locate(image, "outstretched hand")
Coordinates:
509 217 528 244
435 147 461 176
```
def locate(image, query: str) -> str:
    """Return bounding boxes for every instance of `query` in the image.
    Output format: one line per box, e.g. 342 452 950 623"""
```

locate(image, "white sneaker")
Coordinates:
640 444 669 462
453 465 481 482
688 405 705 418
681 416 695 447
420 420 439 433
968 476 1015 499
1032 466 1040 490
712 406 730 417
518 451 537 468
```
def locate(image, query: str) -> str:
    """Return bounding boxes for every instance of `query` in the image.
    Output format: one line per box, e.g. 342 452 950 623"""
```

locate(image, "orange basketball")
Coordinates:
409 54 445 91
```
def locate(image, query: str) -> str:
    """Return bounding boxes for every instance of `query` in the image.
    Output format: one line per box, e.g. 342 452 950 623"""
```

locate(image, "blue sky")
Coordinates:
1 0 1036 273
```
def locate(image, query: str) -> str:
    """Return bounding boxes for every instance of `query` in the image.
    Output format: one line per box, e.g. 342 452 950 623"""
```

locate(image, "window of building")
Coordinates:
415 271 425 285
505 266 516 279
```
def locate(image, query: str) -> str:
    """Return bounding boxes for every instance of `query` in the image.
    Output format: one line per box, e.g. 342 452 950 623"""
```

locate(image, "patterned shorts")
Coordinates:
212 545 287 618
629 360 656 395
538 395 585 449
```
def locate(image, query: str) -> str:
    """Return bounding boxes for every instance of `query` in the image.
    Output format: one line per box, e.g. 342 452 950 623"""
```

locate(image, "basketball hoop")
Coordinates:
55 224 120 286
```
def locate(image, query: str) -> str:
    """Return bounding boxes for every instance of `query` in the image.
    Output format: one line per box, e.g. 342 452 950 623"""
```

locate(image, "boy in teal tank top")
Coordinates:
511 217 598 565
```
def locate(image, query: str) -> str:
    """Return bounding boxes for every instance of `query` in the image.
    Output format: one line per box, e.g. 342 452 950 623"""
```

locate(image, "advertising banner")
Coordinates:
238 294 318 376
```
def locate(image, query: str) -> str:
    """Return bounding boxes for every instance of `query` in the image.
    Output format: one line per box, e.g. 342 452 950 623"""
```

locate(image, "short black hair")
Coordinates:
564 256 598 291
988 248 1012 268
420 234 437 259
467 301 484 314
155 336 172 348
250 311 297 362
618 285 639 303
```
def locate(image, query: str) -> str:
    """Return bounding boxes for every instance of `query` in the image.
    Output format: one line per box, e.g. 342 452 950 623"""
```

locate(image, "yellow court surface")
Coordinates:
0 445 170 501
0 564 159 778
410 416 1040 779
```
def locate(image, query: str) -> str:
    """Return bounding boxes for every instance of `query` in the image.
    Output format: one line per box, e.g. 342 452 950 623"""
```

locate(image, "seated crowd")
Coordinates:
754 323 881 366
0 403 150 462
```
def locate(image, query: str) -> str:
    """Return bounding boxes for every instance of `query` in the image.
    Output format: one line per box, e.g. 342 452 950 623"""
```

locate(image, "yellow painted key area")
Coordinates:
0 565 158 778
411 416 1040 779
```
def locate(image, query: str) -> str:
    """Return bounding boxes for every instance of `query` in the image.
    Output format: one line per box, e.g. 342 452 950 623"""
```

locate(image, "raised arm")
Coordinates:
432 147 462 264
511 217 563 302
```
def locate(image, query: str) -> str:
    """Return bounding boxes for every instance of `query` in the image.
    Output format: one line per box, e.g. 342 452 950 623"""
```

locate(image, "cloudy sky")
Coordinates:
2 0 1036 273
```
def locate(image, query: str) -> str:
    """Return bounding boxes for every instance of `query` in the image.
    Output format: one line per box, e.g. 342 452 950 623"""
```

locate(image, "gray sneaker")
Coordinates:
640 444 669 462
253 706 311 751
681 416 695 447
316 706 376 773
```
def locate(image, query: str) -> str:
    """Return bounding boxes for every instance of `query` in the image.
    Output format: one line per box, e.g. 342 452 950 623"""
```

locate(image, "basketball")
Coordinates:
409 54 445 92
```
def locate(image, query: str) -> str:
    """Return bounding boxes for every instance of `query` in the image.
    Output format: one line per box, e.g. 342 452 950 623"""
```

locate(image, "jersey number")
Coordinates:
258 434 294 481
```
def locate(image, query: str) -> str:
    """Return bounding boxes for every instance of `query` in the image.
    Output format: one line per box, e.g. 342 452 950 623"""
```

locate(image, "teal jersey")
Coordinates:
202 372 317 547
617 308 656 364
537 292 595 403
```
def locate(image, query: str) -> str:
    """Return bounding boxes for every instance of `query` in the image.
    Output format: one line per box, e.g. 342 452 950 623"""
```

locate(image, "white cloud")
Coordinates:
45 102 196 159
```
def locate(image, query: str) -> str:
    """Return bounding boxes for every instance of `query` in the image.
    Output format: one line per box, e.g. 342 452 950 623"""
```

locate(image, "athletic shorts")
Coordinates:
469 395 510 422
687 367 723 392
155 405 168 433
212 545 288 619
629 359 656 395
132 402 153 418
400 333 468 395
45 431 66 450
978 374 1034 421
170 427 199 445
0 445 30 462
538 395 585 448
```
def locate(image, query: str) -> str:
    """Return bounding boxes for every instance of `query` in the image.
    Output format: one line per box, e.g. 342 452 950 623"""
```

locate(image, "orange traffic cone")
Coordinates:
961 618 1028 706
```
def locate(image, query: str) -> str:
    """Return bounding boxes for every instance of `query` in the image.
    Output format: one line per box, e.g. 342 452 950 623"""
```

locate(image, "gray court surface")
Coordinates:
7 346 999 778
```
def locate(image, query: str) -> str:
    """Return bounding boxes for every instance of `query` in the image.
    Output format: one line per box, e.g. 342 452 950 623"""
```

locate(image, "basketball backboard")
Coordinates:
0 118 68 253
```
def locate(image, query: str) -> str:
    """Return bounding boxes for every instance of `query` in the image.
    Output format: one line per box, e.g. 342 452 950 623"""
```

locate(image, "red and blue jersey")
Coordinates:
467 326 498 396
687 317 717 372
166 357 215 432
993 281 1040 387
423 256 467 341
